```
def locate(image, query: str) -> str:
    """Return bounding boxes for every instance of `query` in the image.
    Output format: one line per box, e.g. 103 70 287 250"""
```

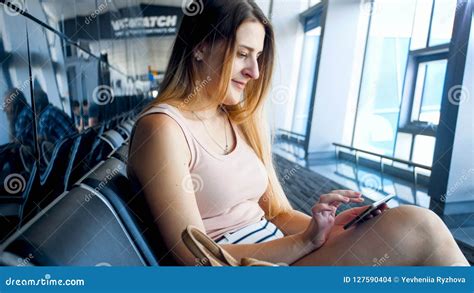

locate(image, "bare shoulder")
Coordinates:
129 113 191 165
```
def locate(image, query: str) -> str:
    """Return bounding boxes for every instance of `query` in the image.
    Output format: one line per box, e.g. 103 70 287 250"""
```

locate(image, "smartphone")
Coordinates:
343 193 396 230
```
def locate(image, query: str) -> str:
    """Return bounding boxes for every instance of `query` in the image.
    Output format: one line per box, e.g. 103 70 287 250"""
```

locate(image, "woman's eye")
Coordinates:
238 52 248 58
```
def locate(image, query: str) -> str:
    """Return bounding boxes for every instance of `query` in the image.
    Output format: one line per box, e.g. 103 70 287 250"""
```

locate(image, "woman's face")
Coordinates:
225 20 265 105
198 20 265 107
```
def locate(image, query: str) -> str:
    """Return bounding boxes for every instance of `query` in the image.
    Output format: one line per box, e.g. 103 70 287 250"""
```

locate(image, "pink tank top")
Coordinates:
137 103 268 240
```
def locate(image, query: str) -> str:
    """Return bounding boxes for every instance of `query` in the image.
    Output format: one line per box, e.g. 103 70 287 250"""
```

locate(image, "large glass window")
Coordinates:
353 0 417 155
352 0 457 167
429 0 457 46
291 27 320 135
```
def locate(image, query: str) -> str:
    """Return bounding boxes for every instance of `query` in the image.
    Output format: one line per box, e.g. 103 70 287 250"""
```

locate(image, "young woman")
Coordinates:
128 0 469 266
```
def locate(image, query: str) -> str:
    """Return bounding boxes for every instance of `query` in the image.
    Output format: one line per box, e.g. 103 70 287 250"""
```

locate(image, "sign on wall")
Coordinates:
63 5 183 40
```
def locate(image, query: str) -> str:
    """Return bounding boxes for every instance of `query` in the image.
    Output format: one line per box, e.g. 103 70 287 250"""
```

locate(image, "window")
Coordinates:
352 0 418 155
352 0 457 167
411 59 447 125
291 27 320 135
429 0 457 46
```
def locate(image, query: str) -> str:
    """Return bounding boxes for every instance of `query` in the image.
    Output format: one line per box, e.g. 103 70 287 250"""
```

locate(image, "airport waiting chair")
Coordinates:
0 185 154 266
89 129 125 166
76 157 160 266
116 119 134 141
66 127 102 189
110 143 129 164
35 134 80 211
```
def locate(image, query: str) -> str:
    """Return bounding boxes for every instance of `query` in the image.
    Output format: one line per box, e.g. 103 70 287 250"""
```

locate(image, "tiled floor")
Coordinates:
273 144 474 264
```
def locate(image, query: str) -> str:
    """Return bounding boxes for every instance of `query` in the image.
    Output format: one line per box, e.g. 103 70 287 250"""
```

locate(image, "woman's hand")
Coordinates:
302 190 364 249
334 203 390 228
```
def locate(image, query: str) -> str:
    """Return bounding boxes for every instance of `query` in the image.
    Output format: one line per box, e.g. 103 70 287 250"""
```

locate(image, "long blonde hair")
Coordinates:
141 0 292 219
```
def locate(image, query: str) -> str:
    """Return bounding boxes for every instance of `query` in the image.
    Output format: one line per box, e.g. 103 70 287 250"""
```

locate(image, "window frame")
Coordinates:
398 44 449 137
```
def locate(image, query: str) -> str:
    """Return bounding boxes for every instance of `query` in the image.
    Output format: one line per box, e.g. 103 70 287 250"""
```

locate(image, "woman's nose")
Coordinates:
243 58 260 80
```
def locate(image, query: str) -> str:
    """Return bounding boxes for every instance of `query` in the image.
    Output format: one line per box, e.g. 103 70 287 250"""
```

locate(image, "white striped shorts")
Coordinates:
215 218 285 245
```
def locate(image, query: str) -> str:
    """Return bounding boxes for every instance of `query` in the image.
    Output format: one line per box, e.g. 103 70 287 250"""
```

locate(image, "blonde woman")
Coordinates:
128 0 469 266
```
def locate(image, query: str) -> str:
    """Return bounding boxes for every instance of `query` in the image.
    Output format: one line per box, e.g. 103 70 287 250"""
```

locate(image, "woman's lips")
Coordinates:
232 80 246 90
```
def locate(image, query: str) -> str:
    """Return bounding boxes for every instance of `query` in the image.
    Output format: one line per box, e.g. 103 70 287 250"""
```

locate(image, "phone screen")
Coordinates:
343 194 395 230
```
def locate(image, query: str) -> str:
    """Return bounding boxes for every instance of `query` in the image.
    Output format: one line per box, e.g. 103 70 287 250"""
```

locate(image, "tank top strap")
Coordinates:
132 103 198 169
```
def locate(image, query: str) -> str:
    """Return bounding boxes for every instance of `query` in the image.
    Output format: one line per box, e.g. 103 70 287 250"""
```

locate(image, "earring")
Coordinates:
194 52 203 61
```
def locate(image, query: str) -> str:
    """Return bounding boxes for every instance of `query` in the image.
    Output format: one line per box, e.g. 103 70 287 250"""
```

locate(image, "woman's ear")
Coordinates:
193 43 207 61
193 49 203 61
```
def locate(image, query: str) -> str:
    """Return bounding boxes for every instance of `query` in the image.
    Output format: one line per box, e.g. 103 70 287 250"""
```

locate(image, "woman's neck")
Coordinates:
179 104 225 121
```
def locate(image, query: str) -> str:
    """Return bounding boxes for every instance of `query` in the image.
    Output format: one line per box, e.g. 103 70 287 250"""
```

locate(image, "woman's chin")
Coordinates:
222 93 242 106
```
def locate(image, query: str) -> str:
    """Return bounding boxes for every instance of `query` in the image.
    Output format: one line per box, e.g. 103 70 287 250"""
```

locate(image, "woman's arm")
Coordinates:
269 209 312 236
129 114 207 266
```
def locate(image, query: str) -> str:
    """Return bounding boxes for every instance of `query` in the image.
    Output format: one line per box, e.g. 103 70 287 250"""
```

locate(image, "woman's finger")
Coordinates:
312 203 336 214
319 193 351 204
331 190 363 199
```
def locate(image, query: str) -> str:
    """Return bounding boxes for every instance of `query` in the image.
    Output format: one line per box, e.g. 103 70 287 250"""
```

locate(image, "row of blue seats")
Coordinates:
0 113 173 266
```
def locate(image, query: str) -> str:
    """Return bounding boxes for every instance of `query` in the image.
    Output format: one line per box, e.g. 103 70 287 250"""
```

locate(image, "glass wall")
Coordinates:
352 0 457 167
352 0 417 156
0 0 152 241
